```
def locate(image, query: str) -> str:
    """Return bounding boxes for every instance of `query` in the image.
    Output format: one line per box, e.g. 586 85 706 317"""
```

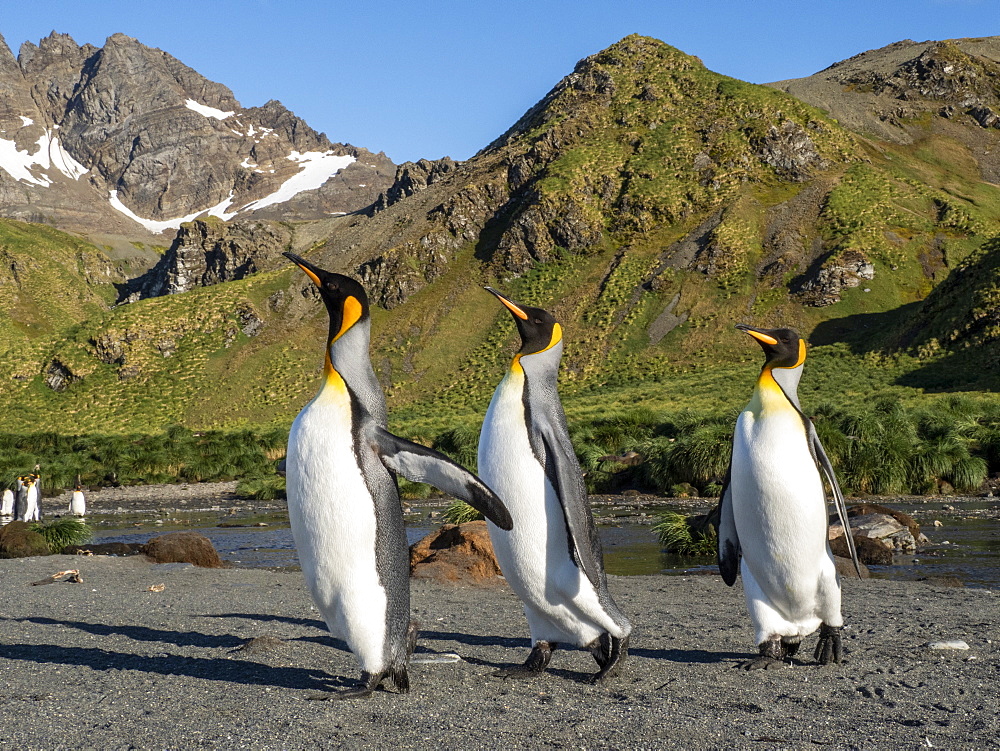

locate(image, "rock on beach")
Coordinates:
0 554 996 748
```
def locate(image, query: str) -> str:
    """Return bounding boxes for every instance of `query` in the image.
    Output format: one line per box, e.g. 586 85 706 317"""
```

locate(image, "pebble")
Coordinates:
925 640 970 650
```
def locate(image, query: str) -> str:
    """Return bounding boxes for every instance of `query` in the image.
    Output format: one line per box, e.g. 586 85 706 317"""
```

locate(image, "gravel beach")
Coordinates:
1 551 997 750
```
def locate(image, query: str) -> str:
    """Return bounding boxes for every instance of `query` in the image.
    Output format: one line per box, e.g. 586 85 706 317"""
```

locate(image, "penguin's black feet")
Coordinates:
740 638 788 671
307 671 384 701
494 641 555 679
781 636 803 658
814 624 843 664
590 632 630 683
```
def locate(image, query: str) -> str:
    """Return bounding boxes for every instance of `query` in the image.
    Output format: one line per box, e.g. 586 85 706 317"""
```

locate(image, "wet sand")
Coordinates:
0 553 997 749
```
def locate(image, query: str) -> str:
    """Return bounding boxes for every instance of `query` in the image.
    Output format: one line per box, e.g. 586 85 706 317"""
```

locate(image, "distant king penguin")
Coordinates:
282 252 512 699
1 487 13 516
70 484 86 516
20 475 41 522
719 324 861 669
478 288 631 682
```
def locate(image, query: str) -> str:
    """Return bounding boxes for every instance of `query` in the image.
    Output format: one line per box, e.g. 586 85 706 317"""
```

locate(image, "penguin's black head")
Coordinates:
736 324 805 369
284 252 369 343
485 287 562 356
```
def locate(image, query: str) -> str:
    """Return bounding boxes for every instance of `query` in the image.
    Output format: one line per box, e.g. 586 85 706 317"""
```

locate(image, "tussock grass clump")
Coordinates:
31 518 92 554
443 501 483 524
235 475 286 502
432 425 481 473
652 510 717 556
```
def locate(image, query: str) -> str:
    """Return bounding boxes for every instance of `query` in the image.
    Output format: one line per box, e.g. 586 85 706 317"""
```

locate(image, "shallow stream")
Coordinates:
83 497 1000 589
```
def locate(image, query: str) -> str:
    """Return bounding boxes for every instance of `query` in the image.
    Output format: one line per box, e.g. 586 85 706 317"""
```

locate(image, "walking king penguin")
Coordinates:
478 288 631 682
719 324 861 669
282 252 512 699
20 475 40 522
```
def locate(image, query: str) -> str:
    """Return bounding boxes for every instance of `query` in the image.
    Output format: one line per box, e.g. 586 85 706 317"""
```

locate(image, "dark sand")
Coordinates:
1 552 997 750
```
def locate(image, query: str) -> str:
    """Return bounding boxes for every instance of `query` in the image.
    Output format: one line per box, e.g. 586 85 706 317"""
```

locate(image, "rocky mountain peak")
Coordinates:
0 32 394 240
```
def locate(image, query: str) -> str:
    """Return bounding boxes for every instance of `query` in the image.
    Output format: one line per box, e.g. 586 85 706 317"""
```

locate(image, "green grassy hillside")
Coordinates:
1 36 1000 497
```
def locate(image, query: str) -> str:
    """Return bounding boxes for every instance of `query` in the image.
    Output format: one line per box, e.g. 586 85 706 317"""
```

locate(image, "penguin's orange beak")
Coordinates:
485 287 529 320
736 324 778 346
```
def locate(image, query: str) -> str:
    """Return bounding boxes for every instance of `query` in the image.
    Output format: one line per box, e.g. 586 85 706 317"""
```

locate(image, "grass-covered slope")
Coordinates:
0 34 999 488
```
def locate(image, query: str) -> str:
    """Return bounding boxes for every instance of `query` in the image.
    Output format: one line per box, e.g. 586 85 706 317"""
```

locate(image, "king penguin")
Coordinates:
69 484 86 516
477 288 631 682
20 475 40 522
1 487 13 516
282 252 513 699
719 324 861 669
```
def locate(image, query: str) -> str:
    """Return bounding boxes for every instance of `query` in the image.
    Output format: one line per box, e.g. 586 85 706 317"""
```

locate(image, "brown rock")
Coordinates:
0 520 51 558
409 521 503 585
847 502 922 539
142 531 224 568
830 533 893 566
833 554 870 579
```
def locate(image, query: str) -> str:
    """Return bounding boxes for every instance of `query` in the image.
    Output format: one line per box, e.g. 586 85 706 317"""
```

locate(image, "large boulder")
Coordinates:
410 521 504 585
0 520 50 558
833 554 871 579
829 534 890 566
142 532 224 568
830 503 928 553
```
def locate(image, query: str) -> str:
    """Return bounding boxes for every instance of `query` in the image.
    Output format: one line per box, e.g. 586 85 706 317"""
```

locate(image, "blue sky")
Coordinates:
3 1 996 163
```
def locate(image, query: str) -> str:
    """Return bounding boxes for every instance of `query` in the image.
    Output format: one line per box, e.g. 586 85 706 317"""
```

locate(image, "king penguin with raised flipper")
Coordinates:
478 288 631 682
282 252 512 699
719 324 861 669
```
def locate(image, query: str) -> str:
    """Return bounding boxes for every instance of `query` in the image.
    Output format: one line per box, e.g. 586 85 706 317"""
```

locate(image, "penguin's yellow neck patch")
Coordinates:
751 368 794 415
334 296 363 341
321 351 350 399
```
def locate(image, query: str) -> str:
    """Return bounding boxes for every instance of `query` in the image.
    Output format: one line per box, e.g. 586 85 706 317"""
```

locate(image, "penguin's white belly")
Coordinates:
1 489 12 515
479 375 613 646
732 407 836 637
286 395 387 671
23 486 39 522
70 491 86 515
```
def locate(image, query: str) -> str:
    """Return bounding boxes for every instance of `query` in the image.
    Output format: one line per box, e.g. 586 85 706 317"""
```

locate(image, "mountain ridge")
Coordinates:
0 33 999 436
0 31 395 244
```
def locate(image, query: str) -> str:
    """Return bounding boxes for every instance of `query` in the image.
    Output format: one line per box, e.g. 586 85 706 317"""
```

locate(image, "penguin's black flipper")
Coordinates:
370 426 513 530
717 464 741 586
535 420 604 590
807 423 862 580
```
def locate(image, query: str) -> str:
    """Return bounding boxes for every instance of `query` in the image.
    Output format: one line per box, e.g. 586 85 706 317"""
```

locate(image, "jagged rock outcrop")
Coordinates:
770 37 1000 182
0 32 394 239
754 120 828 182
798 250 876 307
371 157 458 212
123 218 293 301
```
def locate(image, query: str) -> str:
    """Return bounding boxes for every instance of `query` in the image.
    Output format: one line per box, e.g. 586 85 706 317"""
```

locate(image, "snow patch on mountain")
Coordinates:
238 151 356 212
109 190 238 234
185 99 235 120
0 131 88 186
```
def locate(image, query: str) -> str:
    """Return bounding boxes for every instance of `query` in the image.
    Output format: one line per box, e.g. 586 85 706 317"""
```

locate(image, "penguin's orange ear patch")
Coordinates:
544 323 563 352
794 338 806 367
334 295 363 340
